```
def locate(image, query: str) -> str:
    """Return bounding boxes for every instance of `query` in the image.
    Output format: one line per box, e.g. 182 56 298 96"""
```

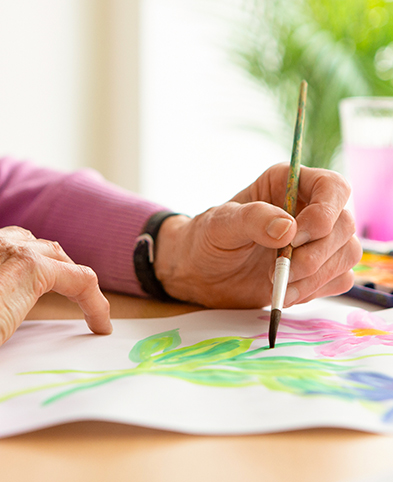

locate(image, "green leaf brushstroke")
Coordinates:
2 329 393 424
129 328 181 362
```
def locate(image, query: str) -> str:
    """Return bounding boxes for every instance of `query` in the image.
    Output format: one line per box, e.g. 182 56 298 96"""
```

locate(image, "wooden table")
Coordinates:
2 292 393 482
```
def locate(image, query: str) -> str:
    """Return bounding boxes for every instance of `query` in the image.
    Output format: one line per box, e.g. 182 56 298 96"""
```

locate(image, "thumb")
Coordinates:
208 201 297 250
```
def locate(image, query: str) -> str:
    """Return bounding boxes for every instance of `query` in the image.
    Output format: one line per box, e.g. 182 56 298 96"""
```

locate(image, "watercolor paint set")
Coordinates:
346 249 393 307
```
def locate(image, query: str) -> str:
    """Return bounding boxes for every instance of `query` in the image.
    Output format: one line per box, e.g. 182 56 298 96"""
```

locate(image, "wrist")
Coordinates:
154 214 192 301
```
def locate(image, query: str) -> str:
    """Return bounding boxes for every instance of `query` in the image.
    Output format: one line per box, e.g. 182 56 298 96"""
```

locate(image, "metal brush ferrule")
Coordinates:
271 257 291 311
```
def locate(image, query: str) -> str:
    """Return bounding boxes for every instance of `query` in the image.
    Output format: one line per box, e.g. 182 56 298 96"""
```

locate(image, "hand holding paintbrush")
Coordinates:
269 80 308 348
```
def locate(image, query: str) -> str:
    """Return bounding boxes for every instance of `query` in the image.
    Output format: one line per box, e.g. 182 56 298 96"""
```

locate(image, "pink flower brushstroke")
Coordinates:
259 310 393 357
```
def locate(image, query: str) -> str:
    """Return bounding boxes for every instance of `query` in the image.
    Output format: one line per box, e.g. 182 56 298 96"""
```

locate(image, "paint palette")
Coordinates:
354 252 393 291
346 250 393 307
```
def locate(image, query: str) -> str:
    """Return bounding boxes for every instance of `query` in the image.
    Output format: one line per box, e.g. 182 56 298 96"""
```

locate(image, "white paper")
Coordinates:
2 300 393 437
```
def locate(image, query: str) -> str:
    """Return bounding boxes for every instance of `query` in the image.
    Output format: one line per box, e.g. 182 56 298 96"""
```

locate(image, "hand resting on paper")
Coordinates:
0 226 112 345
154 163 363 308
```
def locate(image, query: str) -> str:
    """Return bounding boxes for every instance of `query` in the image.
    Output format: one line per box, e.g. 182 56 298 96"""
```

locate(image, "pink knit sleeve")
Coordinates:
0 157 169 296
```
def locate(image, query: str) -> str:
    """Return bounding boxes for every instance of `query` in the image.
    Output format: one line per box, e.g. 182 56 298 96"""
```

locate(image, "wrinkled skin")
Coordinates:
155 164 362 309
0 226 111 345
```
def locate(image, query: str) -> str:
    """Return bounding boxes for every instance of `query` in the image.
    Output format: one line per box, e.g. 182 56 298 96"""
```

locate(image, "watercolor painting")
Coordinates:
259 309 393 356
2 303 393 436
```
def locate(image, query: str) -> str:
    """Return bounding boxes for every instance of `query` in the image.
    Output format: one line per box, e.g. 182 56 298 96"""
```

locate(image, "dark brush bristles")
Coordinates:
269 309 282 348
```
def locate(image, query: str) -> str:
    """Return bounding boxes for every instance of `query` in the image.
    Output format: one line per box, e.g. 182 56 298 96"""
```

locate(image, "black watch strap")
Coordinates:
133 211 179 301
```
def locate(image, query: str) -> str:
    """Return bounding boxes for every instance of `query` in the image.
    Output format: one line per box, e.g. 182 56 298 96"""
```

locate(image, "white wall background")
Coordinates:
0 0 140 192
140 0 288 215
0 0 287 216
0 1 83 172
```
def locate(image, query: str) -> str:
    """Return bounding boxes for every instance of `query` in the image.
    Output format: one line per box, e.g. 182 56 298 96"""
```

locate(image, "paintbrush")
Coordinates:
269 80 308 348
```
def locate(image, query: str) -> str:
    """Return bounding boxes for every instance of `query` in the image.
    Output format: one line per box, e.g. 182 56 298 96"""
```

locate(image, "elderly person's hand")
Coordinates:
155 163 363 308
0 226 112 345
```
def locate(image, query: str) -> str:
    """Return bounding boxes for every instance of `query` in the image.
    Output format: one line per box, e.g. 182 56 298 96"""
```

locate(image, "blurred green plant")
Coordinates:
235 0 393 169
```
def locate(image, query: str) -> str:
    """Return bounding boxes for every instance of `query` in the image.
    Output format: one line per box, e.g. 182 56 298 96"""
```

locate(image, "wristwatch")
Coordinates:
133 211 179 301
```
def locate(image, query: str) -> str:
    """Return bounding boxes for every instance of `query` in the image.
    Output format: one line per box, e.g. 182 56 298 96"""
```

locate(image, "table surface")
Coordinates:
2 292 393 482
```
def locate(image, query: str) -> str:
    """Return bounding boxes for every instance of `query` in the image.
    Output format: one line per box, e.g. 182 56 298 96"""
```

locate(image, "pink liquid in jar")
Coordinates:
345 145 393 241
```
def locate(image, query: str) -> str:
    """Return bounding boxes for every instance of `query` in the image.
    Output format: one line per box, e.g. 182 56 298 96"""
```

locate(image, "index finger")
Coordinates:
51 261 112 335
292 167 351 247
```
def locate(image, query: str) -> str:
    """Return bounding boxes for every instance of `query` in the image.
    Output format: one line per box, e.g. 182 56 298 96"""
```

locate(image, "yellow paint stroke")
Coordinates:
351 328 390 337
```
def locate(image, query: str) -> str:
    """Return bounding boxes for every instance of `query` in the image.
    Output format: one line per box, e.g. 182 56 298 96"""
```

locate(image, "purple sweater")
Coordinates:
0 157 167 297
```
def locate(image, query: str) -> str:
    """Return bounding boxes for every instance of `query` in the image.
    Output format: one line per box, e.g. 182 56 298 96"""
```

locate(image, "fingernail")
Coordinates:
107 319 113 334
284 286 299 307
267 218 293 240
292 230 310 248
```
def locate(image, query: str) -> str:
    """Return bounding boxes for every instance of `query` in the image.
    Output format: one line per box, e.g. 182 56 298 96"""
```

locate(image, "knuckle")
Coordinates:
302 250 320 277
340 209 356 236
337 173 351 197
238 203 256 232
8 226 36 240
39 239 65 256
316 202 337 236
347 235 363 267
309 265 331 295
19 227 35 239
342 270 356 292
79 265 99 285
319 168 351 197
51 240 62 251
331 236 362 277
329 170 351 195
240 202 255 221
292 248 319 279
